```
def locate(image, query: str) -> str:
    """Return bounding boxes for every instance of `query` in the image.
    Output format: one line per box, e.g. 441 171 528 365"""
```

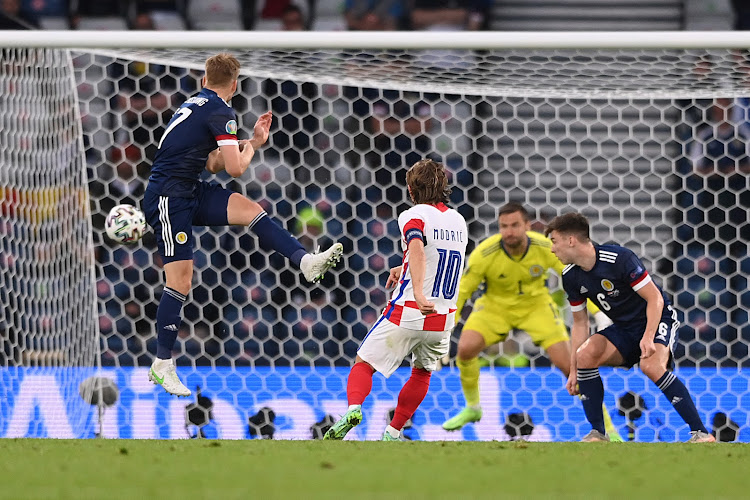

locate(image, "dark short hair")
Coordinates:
498 202 529 221
406 158 451 205
544 212 590 241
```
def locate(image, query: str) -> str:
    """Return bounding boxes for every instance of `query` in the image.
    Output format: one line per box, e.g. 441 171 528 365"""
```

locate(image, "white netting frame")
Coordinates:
66 42 750 372
94 47 750 100
0 48 99 436
2 32 748 440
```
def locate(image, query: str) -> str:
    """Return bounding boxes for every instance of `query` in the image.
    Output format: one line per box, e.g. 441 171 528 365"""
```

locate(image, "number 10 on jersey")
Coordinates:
431 249 462 299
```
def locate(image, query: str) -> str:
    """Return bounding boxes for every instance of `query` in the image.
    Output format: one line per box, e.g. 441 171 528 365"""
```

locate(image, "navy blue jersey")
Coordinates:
562 244 671 332
147 88 238 197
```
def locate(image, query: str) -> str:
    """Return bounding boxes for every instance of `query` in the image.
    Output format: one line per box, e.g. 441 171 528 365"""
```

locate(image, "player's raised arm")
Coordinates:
212 111 272 178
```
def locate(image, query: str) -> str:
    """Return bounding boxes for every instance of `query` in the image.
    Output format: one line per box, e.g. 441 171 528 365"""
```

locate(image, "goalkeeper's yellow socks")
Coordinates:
602 403 624 442
457 356 481 407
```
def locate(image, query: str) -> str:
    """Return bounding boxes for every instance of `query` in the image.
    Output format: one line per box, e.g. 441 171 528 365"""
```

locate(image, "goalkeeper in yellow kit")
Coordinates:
442 203 620 440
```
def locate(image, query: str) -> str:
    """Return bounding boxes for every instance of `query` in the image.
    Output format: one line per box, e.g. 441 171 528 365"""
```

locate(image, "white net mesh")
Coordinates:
100 47 750 99
79 48 749 370
0 48 98 437
2 42 748 440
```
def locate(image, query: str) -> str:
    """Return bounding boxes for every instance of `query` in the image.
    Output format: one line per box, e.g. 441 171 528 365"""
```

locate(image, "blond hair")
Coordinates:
406 159 451 205
204 53 240 87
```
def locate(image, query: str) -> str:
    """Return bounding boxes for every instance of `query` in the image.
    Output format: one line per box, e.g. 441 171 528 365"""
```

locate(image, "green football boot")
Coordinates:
442 406 482 431
323 406 363 440
602 403 624 442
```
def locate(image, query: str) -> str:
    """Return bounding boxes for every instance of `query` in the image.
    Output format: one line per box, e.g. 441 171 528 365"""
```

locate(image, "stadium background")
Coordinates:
0 0 748 442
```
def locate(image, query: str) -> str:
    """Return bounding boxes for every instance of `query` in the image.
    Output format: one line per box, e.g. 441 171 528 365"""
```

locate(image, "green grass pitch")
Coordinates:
2 439 747 499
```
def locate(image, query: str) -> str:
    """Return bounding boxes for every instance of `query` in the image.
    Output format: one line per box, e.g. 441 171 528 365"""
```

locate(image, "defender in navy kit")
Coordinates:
545 212 713 443
142 53 343 397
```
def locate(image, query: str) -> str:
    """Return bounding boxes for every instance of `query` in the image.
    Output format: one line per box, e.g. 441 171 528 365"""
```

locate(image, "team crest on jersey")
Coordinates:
225 120 237 135
175 232 188 244
529 265 544 277
629 266 644 280
601 279 615 292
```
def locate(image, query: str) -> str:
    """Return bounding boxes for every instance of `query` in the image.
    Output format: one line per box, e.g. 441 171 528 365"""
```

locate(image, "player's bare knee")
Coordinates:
238 198 262 224
354 356 375 372
228 193 263 225
575 346 599 369
165 269 192 294
640 358 665 382
168 277 192 295
457 334 484 360
244 199 263 219
456 340 472 360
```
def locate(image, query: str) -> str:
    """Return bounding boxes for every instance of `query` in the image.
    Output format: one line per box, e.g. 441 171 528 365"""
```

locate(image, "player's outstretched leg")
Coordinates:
300 243 344 283
652 371 715 443
641 345 714 443
149 358 191 397
442 356 482 431
323 405 363 440
238 203 343 283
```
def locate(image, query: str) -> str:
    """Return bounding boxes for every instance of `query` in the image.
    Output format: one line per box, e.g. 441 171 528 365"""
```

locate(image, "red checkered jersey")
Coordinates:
384 203 468 331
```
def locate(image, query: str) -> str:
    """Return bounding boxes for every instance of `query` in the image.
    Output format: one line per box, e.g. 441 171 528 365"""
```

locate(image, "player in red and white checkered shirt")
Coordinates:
325 158 468 441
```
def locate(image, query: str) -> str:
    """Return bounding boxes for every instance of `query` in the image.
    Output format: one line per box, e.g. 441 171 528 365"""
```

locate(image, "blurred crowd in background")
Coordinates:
0 0 493 31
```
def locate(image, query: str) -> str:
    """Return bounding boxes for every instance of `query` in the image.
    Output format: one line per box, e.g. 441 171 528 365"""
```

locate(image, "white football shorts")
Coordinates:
357 317 450 377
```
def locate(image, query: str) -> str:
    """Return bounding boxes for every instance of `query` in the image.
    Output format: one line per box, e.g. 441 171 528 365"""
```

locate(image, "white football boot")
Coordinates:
300 242 344 283
148 358 191 397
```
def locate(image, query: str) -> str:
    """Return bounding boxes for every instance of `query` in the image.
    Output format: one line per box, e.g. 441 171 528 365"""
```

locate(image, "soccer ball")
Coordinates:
105 204 146 244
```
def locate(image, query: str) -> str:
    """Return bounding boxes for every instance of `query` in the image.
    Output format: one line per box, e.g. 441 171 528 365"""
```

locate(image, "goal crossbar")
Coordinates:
4 30 750 50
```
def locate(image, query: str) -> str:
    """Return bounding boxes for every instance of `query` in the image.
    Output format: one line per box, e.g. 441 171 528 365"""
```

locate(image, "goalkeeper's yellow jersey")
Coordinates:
455 231 564 318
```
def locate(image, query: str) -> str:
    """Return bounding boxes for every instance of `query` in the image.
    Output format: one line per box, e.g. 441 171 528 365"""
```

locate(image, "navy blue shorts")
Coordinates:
596 304 680 368
142 182 233 264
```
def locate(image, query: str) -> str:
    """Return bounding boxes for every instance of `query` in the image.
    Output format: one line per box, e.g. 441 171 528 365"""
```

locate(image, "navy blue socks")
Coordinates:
577 368 606 434
156 287 186 359
655 371 707 432
248 211 306 268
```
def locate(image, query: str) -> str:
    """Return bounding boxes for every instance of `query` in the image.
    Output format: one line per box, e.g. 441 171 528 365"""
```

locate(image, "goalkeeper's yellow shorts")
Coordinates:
462 296 569 350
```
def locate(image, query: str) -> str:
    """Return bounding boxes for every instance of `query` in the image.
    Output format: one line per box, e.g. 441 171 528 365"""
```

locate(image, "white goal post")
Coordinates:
1 31 747 440
5 30 750 49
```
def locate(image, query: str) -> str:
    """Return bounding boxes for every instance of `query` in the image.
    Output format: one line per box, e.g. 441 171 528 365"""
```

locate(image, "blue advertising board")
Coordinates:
1 367 747 441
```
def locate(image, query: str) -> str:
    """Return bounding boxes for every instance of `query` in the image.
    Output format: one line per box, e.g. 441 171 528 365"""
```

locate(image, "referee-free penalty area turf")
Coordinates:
1 439 746 500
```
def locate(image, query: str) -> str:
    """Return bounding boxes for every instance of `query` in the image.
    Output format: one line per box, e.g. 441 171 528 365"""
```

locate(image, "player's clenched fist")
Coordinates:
566 372 579 396
639 336 656 359
414 293 437 316
385 266 402 288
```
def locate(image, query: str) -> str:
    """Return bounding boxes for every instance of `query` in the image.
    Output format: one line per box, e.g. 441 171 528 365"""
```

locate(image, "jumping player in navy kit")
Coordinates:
142 53 343 396
545 212 714 443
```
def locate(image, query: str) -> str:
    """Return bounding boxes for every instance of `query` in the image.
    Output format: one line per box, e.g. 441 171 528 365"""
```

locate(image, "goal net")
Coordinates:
0 48 99 437
2 33 747 440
